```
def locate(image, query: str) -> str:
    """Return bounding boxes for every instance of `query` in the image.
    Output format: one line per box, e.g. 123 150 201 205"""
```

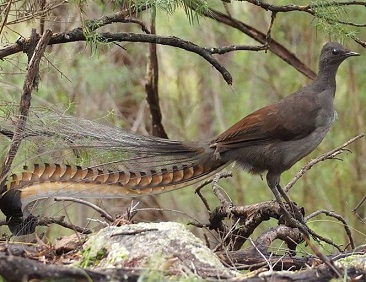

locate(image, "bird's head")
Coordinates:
319 42 359 69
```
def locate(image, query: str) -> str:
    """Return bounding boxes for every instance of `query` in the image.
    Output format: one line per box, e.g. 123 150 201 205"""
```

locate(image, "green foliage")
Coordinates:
127 0 209 24
311 0 359 41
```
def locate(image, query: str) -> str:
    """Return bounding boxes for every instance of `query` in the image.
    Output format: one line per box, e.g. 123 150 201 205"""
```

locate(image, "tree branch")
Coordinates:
145 10 168 138
0 254 139 282
0 29 234 85
243 0 366 14
244 0 366 45
197 6 317 79
0 29 52 193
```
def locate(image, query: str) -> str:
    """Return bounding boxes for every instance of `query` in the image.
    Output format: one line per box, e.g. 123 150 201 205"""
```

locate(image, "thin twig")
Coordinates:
303 236 343 278
5 1 68 26
266 11 277 44
307 226 343 252
306 209 354 250
204 44 267 54
352 194 366 213
111 228 158 237
54 197 115 222
285 134 364 192
37 216 92 234
245 0 366 33
122 17 151 33
244 0 366 14
212 172 233 208
0 0 12 36
135 207 201 223
195 186 211 212
195 171 232 211
195 171 233 191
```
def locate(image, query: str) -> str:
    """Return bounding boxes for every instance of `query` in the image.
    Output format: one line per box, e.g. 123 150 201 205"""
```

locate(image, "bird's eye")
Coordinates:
332 49 339 55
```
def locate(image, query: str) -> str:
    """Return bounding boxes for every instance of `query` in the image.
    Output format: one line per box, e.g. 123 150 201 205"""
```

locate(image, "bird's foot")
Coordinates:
271 184 310 237
280 205 310 238
284 201 305 223
278 200 310 237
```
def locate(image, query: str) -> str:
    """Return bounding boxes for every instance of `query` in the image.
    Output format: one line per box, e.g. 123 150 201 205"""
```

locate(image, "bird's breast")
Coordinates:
315 108 336 129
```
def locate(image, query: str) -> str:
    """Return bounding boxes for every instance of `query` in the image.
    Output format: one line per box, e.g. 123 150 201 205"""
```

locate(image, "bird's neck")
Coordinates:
312 64 340 93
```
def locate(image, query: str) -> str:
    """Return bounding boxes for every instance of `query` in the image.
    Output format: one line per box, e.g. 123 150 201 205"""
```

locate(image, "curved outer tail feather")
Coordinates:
0 110 230 235
0 160 228 235
11 160 226 215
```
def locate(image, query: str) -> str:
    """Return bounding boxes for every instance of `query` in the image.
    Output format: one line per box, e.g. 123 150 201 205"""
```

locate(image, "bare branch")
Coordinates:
37 216 92 234
83 4 151 32
191 5 317 79
0 30 234 85
303 236 343 278
243 0 366 14
145 12 168 138
244 0 366 45
210 173 232 207
0 0 12 36
353 193 366 213
306 209 354 250
6 1 68 26
204 44 267 54
54 197 115 222
0 29 52 193
284 134 364 193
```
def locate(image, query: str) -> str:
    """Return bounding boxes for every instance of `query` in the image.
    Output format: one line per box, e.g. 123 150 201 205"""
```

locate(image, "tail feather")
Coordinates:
0 109 230 235
6 161 226 217
1 110 213 172
10 160 227 191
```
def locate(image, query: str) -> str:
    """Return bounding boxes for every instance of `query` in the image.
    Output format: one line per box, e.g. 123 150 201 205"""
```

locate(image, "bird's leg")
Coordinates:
273 184 310 238
276 184 305 223
266 172 309 237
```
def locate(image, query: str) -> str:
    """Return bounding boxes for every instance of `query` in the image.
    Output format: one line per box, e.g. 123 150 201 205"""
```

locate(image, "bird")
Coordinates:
0 42 359 235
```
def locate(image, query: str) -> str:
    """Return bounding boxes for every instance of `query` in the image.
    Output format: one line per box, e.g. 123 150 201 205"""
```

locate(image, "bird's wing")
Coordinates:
210 95 319 152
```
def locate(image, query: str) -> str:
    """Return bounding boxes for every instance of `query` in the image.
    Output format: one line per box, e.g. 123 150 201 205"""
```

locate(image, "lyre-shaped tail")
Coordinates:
0 152 227 235
12 158 225 207
0 110 229 235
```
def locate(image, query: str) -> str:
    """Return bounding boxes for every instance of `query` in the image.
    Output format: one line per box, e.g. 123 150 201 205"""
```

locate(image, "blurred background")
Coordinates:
0 0 365 254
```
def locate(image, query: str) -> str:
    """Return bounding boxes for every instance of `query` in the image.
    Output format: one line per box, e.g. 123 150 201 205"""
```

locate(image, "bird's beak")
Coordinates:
346 51 360 57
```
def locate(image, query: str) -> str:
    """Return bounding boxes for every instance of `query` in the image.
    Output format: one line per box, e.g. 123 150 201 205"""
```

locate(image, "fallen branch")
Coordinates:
0 254 139 282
